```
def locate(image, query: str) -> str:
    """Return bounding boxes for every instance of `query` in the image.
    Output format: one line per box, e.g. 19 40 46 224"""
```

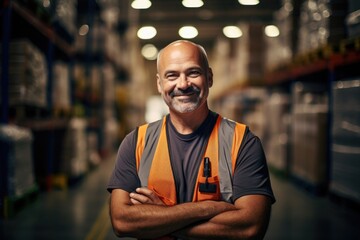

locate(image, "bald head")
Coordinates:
156 40 210 73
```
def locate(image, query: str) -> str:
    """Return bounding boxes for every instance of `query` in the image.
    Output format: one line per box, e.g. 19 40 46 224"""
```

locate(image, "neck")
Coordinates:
169 103 210 135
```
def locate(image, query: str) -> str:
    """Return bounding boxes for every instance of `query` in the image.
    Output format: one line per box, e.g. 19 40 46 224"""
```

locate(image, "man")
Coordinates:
107 40 275 239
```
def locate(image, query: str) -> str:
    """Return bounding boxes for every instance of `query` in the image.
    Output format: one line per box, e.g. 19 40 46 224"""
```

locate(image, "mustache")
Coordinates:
170 86 200 97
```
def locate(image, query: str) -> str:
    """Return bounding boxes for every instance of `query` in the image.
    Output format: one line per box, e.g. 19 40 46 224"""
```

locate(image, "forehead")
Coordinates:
160 43 202 69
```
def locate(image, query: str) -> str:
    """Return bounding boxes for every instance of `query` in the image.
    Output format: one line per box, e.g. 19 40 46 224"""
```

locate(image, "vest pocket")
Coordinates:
196 176 221 201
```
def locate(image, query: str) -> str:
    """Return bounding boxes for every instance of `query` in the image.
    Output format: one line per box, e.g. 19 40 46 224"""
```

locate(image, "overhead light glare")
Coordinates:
265 25 280 37
141 44 158 60
178 26 198 39
238 0 259 6
223 26 243 38
137 26 157 39
182 0 204 8
131 0 152 9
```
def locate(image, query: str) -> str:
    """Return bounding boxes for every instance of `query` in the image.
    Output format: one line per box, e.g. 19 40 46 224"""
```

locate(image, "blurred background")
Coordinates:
1 0 360 239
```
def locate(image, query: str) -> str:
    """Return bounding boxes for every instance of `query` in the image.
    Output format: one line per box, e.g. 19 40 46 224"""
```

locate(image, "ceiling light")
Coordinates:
141 44 158 60
42 0 50 8
137 26 157 39
178 26 198 39
182 0 204 8
223 26 243 38
238 0 259 6
79 24 89 36
131 0 152 9
264 25 280 37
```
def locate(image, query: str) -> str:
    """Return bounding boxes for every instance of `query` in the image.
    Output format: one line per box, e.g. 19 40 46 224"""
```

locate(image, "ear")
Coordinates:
208 68 213 88
156 74 163 94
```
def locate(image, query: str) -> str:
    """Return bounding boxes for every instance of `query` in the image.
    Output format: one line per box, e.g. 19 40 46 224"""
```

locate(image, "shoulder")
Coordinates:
218 115 247 128
136 118 164 143
216 115 263 154
118 129 138 151
237 129 265 163
120 119 163 150
218 116 249 139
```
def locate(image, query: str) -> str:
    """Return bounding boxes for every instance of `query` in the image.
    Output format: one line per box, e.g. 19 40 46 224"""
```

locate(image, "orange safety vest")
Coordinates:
135 115 246 205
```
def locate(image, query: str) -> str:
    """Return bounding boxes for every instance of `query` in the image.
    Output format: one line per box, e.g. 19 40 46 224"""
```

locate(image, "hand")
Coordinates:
129 187 165 206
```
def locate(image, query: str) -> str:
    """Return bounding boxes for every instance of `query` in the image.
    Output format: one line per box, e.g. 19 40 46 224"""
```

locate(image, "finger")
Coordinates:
135 187 154 198
130 198 142 205
129 192 151 204
136 187 164 205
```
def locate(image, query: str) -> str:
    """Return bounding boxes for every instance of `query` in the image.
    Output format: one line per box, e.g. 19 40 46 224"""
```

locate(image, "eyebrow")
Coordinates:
163 67 203 75
163 70 177 76
187 67 203 71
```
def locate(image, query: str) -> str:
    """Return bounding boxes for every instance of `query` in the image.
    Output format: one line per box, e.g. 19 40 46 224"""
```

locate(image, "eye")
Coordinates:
165 72 178 81
188 69 202 78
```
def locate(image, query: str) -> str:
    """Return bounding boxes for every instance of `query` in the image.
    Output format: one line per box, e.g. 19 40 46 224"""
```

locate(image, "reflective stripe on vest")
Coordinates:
135 115 246 205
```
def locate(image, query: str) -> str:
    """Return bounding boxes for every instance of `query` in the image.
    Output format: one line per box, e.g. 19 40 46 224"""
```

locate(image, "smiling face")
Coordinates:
156 41 213 114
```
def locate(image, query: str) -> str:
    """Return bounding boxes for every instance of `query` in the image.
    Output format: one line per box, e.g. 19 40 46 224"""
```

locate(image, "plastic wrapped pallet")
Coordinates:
61 118 88 178
87 131 101 168
264 92 291 173
297 0 347 54
346 0 360 38
0 39 47 107
53 0 77 36
0 125 36 197
52 62 71 110
331 79 360 203
265 0 293 71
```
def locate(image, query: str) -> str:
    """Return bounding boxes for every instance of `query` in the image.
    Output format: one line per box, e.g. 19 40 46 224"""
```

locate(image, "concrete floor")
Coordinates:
1 156 360 240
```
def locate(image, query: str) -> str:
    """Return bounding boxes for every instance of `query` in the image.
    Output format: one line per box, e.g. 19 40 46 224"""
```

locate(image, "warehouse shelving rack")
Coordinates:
265 37 360 201
1 0 73 217
0 0 103 217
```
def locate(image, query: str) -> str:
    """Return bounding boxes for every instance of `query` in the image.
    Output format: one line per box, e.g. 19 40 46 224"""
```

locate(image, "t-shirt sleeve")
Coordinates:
107 130 141 193
232 129 276 203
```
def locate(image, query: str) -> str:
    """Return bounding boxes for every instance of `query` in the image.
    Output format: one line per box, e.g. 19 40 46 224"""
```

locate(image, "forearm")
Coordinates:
173 209 260 240
173 196 272 240
110 194 236 239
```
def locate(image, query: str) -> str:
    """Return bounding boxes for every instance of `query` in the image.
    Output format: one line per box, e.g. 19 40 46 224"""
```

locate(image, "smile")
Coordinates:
174 92 197 99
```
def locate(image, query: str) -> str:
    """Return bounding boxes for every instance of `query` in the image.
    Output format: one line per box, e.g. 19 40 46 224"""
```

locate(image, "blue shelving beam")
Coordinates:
1 0 12 217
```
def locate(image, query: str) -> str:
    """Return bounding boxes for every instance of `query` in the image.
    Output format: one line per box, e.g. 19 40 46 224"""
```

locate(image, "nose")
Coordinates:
177 73 189 89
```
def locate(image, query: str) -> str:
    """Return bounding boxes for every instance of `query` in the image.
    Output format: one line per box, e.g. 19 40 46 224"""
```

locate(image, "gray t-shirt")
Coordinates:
107 112 275 203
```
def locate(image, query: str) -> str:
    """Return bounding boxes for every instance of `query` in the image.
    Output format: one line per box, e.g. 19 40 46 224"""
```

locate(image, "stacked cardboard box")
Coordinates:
291 109 328 186
330 79 360 203
291 82 329 190
248 23 266 82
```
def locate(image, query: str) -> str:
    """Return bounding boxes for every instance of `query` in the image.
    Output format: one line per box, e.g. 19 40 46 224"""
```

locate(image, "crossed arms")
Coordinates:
109 187 272 240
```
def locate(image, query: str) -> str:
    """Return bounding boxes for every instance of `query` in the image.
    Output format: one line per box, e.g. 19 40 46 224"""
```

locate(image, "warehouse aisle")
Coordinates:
0 156 118 240
1 156 360 240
